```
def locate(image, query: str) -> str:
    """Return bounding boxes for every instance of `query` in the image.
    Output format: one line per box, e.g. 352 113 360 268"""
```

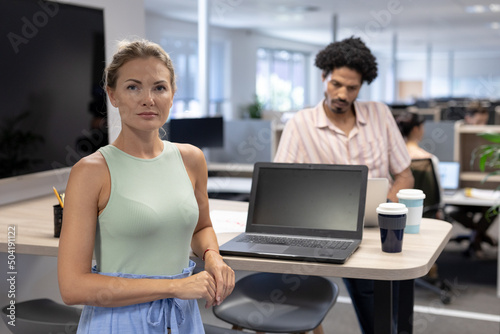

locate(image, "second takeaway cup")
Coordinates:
376 203 408 253
397 189 426 234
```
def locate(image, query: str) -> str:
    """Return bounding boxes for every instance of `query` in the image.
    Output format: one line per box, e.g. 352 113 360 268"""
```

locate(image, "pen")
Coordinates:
53 187 64 208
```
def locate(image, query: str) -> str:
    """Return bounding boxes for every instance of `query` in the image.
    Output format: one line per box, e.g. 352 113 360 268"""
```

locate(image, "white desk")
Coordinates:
211 200 454 334
0 195 452 334
207 163 254 177
443 188 499 207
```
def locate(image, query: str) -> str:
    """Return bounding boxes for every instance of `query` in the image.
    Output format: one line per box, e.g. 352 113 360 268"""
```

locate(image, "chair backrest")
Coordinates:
410 158 441 218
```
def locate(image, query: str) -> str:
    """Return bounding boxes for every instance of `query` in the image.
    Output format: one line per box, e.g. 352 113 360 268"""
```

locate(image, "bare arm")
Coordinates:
178 144 235 308
57 153 216 307
387 167 414 202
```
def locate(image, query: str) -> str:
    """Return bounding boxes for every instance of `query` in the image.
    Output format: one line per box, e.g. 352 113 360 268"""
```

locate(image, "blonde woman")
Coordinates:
58 39 234 333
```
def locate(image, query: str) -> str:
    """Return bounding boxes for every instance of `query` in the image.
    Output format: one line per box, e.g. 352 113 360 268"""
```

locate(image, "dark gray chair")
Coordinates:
409 158 443 218
204 323 246 334
1 299 81 334
0 299 247 334
410 159 455 304
213 272 339 334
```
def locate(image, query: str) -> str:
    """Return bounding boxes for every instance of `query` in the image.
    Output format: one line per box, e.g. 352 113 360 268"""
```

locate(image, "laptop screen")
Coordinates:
246 163 368 236
438 161 460 190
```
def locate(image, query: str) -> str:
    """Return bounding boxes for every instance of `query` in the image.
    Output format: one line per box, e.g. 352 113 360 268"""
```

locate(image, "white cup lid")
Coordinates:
376 202 408 215
396 189 426 200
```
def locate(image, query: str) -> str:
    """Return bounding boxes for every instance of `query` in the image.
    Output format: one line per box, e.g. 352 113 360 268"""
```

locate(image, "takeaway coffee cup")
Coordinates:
397 189 426 234
53 204 63 238
376 203 408 253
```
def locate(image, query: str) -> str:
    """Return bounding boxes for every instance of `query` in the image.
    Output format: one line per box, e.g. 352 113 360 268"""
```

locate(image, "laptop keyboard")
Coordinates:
236 235 352 250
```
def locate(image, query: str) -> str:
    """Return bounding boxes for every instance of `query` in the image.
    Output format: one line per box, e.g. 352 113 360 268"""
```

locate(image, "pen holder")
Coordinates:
53 204 63 238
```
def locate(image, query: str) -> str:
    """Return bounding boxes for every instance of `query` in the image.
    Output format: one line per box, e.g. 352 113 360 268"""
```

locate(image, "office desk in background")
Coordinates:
442 188 499 207
206 164 253 200
1 195 452 333
207 177 252 194
443 188 500 297
207 163 254 178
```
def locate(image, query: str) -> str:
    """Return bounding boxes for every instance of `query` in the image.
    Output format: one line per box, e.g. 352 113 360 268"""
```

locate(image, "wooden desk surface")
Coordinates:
0 196 452 281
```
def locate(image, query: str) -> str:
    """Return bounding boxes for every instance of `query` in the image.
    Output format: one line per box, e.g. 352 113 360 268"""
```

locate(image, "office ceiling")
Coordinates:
145 0 500 56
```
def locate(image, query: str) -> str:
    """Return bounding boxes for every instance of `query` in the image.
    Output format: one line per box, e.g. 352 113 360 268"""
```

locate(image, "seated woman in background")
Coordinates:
396 111 433 159
396 111 444 220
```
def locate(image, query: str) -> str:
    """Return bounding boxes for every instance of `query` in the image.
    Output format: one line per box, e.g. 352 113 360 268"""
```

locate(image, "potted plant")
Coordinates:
471 132 500 219
247 95 264 119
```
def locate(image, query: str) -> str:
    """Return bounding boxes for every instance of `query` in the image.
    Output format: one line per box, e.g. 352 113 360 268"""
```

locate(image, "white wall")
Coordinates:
68 0 147 143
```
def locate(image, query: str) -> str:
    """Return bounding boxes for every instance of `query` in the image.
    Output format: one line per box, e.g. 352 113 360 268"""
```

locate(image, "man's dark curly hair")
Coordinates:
315 37 378 84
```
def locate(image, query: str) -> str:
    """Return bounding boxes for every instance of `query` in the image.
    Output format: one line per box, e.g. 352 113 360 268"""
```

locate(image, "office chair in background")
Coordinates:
410 158 444 219
0 298 260 334
447 205 498 257
204 323 249 333
1 299 81 334
213 272 339 334
410 158 454 304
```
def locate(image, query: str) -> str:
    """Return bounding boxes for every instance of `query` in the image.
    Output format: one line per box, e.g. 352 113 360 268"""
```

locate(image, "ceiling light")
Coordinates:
465 5 487 13
276 14 304 22
490 22 500 29
489 4 500 12
465 4 500 13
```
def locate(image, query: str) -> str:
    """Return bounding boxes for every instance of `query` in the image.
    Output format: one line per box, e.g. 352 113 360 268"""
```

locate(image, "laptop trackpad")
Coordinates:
251 244 289 253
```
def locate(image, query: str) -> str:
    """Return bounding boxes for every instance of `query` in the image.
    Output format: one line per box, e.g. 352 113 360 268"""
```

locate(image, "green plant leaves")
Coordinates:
478 133 500 143
471 133 500 172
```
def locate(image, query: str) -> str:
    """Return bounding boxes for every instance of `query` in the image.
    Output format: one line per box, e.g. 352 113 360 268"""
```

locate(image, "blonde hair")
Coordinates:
104 39 176 92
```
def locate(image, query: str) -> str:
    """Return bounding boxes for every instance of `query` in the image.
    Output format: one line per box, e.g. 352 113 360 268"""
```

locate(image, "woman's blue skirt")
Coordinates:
76 260 204 334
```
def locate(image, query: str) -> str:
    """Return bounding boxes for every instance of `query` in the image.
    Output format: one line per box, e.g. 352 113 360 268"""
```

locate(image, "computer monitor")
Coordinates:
166 116 224 149
1 0 106 180
438 161 461 190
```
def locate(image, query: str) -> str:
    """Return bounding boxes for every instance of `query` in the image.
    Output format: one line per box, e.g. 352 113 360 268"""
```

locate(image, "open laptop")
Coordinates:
438 161 460 195
363 178 389 227
219 162 368 264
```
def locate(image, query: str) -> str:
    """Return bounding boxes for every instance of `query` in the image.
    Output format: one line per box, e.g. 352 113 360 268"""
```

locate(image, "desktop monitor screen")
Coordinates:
438 161 460 190
0 0 106 179
166 117 224 149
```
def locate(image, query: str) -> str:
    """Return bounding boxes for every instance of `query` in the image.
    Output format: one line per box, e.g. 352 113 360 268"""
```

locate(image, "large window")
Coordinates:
256 48 309 111
160 37 226 118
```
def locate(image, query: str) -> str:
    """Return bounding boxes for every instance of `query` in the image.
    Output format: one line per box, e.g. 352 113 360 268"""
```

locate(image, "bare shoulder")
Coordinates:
72 151 107 171
174 143 206 170
69 151 108 183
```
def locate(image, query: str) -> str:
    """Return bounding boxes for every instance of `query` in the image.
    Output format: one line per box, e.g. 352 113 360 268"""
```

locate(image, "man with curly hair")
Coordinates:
274 37 414 334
